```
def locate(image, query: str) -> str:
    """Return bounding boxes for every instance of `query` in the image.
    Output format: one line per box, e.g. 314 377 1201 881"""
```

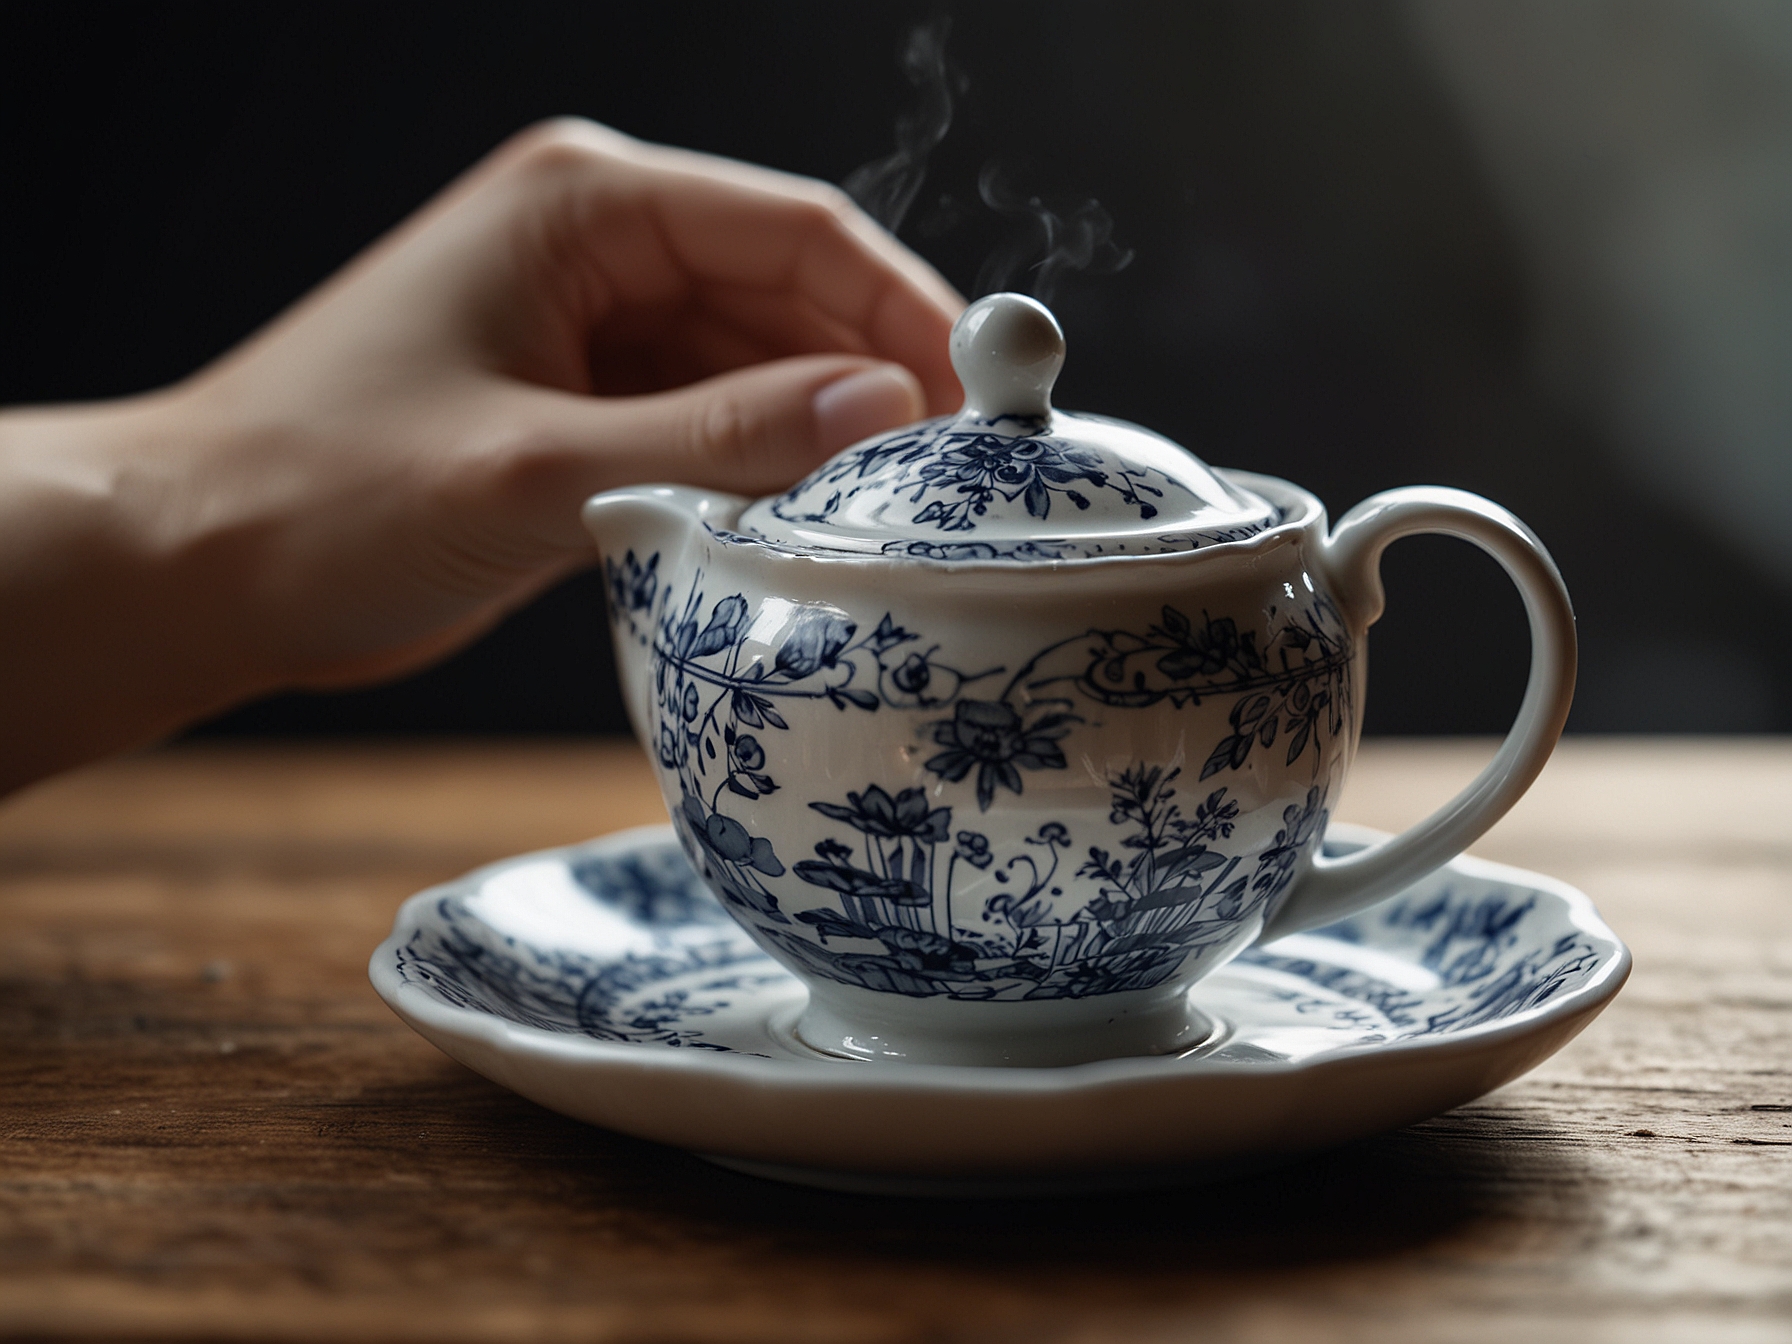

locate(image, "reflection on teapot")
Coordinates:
582 293 1575 1066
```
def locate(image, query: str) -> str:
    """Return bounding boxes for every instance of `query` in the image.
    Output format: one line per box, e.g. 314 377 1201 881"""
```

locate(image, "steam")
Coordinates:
974 163 1135 305
843 17 959 233
845 18 1134 306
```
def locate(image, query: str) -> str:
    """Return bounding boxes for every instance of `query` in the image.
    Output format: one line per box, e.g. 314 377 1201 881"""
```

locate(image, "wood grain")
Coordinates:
0 738 1787 1343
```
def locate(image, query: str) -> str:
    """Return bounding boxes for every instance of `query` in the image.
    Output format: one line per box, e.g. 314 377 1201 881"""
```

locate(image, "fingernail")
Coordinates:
812 365 924 454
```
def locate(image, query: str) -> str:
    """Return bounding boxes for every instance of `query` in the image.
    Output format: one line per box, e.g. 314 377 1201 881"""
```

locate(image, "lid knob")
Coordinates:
949 292 1065 421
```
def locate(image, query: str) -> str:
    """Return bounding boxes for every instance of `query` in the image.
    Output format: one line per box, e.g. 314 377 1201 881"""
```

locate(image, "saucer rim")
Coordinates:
369 821 1632 1097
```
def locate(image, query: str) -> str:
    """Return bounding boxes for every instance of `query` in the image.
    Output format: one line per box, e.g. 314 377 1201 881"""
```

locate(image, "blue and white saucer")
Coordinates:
370 823 1628 1196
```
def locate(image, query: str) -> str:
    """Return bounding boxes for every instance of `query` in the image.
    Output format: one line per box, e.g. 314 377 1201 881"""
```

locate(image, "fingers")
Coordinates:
477 355 926 551
591 354 925 493
811 365 927 457
487 120 965 414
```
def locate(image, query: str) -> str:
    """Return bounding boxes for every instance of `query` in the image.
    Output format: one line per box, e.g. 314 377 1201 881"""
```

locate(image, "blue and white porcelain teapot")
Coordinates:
582 293 1576 1067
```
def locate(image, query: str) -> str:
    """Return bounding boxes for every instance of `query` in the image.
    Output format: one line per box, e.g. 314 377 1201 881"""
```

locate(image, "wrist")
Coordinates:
0 390 276 792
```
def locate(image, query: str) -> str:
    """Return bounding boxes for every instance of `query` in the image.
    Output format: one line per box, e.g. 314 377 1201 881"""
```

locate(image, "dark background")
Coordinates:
5 1 1789 737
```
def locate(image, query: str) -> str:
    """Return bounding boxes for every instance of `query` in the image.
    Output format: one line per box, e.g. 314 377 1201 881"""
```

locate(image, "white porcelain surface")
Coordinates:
370 823 1629 1195
738 292 1280 559
578 293 1580 1067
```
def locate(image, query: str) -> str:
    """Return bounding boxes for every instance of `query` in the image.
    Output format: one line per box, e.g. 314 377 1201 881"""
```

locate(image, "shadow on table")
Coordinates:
664 1115 1583 1272
401 1069 1595 1275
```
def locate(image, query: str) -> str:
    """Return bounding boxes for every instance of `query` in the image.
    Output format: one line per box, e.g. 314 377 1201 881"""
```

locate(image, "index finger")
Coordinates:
520 120 966 415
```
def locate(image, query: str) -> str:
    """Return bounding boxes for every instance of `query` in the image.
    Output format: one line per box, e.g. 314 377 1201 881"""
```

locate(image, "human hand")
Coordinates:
0 119 962 791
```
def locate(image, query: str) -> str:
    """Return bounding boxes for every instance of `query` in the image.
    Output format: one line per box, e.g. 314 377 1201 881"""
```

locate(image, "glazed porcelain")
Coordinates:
581 293 1577 1067
369 824 1630 1196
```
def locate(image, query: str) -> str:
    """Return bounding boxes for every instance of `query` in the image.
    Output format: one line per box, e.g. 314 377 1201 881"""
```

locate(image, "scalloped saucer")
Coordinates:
369 823 1628 1197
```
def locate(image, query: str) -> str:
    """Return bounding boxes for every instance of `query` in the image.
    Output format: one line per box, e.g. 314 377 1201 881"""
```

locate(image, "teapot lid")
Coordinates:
735 292 1280 561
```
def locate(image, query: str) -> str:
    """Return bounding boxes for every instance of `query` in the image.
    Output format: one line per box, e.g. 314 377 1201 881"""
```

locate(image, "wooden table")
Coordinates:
0 738 1787 1342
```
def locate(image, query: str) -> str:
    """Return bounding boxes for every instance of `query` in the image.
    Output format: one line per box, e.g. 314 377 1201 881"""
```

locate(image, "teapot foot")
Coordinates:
785 983 1216 1068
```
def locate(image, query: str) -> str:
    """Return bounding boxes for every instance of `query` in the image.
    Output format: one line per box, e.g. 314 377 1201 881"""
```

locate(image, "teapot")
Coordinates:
582 293 1575 1067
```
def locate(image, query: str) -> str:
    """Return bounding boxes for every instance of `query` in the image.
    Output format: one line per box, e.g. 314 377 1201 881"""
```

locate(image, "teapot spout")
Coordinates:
581 484 747 561
582 484 748 744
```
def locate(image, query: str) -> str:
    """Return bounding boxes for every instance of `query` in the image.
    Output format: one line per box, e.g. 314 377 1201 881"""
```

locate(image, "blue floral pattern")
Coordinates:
393 846 777 1050
1061 597 1355 777
924 699 1077 810
1241 883 1607 1035
708 525 1274 563
389 831 1614 1053
769 417 1191 535
753 769 1327 1001
605 549 1355 1001
871 525 1270 562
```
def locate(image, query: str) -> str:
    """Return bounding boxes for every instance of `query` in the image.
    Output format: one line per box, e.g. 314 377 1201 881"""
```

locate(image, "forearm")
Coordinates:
0 393 271 795
0 121 959 799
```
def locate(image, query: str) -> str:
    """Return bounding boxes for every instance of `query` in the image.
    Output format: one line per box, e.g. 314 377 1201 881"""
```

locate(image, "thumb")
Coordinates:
571 354 924 498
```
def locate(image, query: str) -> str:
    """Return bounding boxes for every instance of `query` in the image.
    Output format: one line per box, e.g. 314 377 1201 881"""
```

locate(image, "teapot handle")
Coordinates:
1260 487 1577 940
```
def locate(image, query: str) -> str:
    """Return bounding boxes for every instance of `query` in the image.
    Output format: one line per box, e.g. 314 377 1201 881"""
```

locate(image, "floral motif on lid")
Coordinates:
735 293 1280 561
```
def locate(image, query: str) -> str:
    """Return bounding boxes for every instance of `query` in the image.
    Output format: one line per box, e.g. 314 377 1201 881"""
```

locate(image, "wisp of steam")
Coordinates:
843 17 958 234
844 18 1134 305
974 163 1135 306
